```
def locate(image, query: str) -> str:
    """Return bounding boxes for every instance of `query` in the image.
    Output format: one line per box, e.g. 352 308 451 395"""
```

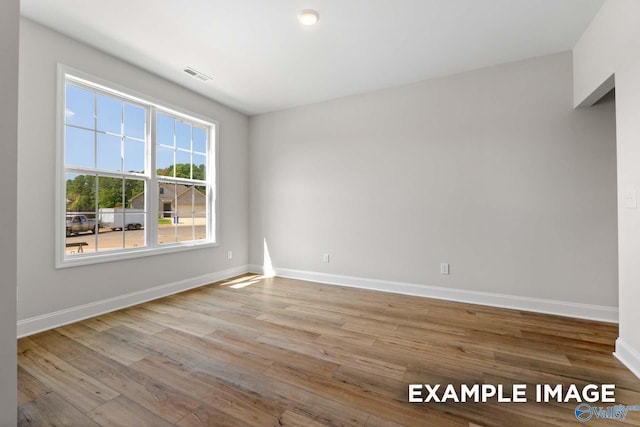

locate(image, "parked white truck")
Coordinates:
99 208 145 231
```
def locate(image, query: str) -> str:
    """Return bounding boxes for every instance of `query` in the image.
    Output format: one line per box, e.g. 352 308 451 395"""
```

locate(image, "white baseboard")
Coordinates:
248 265 618 323
17 265 250 338
19 263 619 338
614 339 640 380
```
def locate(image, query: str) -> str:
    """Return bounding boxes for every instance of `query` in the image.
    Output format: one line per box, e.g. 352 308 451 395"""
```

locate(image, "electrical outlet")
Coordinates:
624 188 637 209
323 253 330 263
227 250 233 260
440 263 450 275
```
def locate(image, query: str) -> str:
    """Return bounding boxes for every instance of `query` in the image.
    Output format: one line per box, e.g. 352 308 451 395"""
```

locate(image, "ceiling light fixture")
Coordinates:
298 9 319 26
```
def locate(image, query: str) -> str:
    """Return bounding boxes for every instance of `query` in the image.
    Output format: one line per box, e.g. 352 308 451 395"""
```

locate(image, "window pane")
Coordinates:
66 173 96 215
175 151 191 178
157 113 174 147
124 179 146 249
193 127 206 153
124 210 146 248
158 182 177 245
158 223 176 244
157 146 174 176
97 133 122 171
65 173 97 255
193 154 206 180
176 121 191 150
65 84 94 129
177 185 193 216
99 208 123 230
96 207 123 251
124 103 145 139
97 176 124 252
176 185 194 242
128 179 145 210
65 210 98 255
176 214 195 243
97 176 124 208
194 185 207 207
97 94 122 134
194 185 207 240
124 138 144 173
65 126 95 168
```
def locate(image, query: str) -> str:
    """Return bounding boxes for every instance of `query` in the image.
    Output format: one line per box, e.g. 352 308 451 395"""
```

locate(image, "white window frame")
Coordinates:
56 65 219 268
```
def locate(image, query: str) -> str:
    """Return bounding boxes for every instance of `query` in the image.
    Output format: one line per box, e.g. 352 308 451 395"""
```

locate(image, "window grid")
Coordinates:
61 73 215 265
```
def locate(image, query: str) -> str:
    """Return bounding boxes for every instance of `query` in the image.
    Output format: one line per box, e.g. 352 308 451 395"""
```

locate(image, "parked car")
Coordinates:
66 215 100 237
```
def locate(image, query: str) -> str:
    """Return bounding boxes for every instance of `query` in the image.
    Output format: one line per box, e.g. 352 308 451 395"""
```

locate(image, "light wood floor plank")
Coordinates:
87 396 175 427
18 392 102 427
17 274 640 426
17 366 50 407
17 338 119 413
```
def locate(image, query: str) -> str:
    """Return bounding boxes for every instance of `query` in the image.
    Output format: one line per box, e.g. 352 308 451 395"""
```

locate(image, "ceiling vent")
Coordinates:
183 67 212 82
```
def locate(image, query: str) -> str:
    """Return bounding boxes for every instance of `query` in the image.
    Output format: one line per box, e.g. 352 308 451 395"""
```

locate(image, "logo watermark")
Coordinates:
408 383 640 422
408 383 616 403
575 403 640 423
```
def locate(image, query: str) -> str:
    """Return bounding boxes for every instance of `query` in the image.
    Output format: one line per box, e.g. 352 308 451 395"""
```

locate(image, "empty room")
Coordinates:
2 0 640 426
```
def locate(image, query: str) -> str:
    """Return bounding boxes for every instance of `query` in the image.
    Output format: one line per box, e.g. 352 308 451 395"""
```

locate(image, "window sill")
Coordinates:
56 240 219 269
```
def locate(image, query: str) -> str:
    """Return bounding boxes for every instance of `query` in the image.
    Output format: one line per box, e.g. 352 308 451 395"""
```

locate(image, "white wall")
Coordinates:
574 0 640 377
17 19 249 328
250 52 618 311
0 0 19 424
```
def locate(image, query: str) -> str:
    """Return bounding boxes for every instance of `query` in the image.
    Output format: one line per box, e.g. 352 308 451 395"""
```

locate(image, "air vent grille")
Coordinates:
183 67 212 82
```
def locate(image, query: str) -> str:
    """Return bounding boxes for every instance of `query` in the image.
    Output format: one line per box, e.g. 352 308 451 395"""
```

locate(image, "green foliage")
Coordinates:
66 175 144 213
98 177 123 209
66 175 95 213
158 163 205 180
125 179 144 204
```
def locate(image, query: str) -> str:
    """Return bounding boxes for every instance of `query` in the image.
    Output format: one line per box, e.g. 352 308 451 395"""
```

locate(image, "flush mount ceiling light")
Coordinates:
298 9 319 26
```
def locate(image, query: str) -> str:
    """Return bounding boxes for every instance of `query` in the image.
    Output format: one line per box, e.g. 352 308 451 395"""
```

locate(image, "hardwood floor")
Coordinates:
17 275 640 426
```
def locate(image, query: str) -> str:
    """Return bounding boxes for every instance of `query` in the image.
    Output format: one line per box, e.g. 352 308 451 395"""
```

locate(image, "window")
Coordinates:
58 68 217 267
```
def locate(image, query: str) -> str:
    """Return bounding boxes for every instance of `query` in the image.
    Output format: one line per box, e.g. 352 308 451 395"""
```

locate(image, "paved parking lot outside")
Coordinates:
65 224 207 255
